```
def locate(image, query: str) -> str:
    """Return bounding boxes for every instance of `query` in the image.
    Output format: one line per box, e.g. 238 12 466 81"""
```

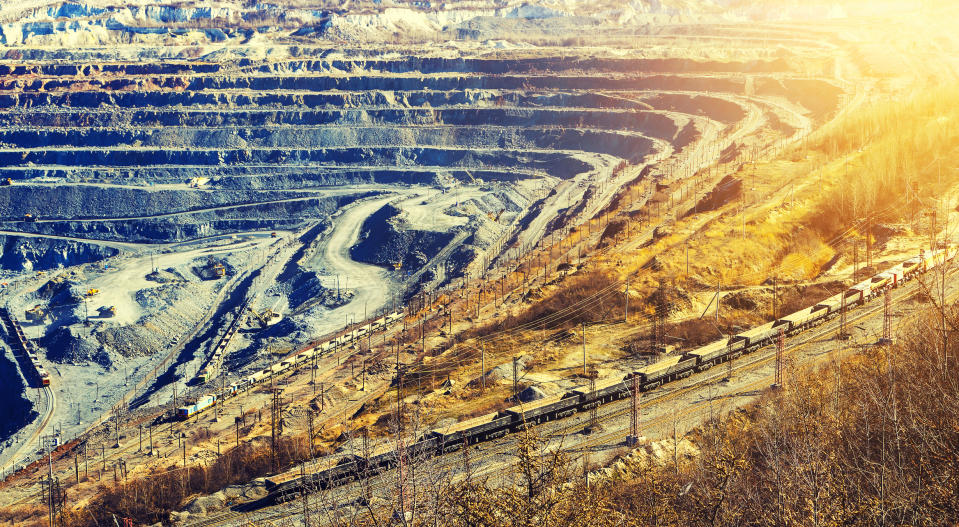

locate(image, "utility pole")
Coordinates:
716 281 721 325
624 275 629 324
627 376 640 446
43 435 55 527
774 328 785 388
839 294 849 340
587 377 597 433
881 288 892 345
773 276 779 319
512 356 519 401
270 379 279 473
481 343 486 392
854 241 859 280
582 321 587 375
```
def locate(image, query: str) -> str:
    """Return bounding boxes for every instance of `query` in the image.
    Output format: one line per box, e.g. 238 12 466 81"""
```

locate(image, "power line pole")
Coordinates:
773 276 778 319
854 241 859 280
582 321 587 375
774 327 785 388
512 356 519 401
716 281 721 325
624 275 629 324
881 288 892 344
627 376 640 446
42 435 55 527
481 343 486 392
587 377 597 434
270 379 279 472
839 293 849 340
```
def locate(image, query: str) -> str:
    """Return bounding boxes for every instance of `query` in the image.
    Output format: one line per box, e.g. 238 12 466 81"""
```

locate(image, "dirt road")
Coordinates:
308 195 403 336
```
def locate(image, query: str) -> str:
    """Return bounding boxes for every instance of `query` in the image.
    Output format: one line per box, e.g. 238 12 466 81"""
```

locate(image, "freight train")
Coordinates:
175 310 405 419
261 246 956 500
196 298 251 384
0 307 51 386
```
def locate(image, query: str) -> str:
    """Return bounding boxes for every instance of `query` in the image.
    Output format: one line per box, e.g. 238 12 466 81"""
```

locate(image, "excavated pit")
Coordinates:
0 0 861 486
0 52 834 248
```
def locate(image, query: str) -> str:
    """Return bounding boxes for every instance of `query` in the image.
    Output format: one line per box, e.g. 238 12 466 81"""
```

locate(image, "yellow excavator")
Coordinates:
248 306 282 328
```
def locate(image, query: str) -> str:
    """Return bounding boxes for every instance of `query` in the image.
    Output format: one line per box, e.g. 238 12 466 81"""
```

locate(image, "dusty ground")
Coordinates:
1 1 958 526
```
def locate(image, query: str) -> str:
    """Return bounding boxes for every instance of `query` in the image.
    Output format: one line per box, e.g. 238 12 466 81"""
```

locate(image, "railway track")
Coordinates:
192 269 947 526
0 386 55 477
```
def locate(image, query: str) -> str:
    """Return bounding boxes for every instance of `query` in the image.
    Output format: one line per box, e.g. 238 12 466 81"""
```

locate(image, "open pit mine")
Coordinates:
2 1 936 526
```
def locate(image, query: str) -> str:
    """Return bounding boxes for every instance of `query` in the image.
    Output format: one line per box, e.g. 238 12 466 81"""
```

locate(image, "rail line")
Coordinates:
241 258 950 525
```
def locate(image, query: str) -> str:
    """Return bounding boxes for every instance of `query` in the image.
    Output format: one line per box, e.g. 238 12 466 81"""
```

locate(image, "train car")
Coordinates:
686 339 732 371
631 354 698 390
267 456 364 497
882 264 904 287
407 436 439 459
502 393 580 429
571 377 631 409
632 356 679 390
38 369 50 386
731 321 779 351
814 291 845 316
846 280 873 305
430 413 512 452
869 272 894 293
925 246 956 270
364 436 438 470
319 456 364 487
774 304 827 334
902 255 924 277
177 394 217 419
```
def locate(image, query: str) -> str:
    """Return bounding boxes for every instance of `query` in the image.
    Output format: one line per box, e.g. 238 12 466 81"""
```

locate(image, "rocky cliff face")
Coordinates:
0 235 118 271
0 346 36 444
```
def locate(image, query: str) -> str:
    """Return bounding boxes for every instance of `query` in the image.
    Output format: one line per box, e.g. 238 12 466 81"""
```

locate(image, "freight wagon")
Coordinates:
177 394 217 419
